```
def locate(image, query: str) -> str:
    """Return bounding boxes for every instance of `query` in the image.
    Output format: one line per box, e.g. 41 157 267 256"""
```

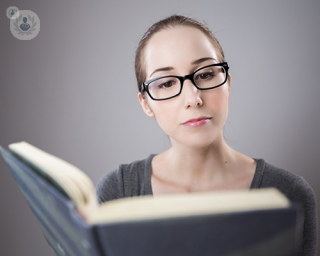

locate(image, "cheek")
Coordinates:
205 86 229 116
148 101 179 133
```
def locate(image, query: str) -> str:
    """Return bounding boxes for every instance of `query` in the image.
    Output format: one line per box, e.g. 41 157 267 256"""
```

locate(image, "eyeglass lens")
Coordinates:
147 65 226 100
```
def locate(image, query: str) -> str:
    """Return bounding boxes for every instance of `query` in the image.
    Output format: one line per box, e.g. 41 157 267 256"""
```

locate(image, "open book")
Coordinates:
1 142 301 256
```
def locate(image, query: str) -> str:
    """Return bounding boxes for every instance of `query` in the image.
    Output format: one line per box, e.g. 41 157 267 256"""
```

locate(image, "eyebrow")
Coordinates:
149 57 217 78
191 57 217 65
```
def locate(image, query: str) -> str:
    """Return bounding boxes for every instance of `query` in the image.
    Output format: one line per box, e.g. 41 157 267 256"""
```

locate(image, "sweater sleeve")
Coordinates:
256 160 318 255
291 176 318 256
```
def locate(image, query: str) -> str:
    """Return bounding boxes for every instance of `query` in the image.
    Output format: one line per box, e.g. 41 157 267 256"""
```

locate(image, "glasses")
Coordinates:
141 62 229 101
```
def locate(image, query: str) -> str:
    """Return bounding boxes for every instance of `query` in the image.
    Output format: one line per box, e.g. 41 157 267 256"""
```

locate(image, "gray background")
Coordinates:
0 0 319 255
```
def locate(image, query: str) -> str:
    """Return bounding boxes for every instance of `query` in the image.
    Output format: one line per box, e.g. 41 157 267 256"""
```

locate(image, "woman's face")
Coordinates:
139 26 231 148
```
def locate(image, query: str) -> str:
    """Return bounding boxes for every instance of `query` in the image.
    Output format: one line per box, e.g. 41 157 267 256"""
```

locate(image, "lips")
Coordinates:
182 117 212 127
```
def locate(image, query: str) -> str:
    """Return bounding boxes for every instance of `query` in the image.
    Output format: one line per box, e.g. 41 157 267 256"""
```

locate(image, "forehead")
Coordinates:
144 26 218 78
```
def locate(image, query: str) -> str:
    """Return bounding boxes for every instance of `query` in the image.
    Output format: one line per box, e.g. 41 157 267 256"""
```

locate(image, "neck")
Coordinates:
163 135 238 185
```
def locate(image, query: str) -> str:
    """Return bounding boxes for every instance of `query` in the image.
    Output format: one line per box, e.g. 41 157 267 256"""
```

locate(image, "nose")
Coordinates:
181 79 203 108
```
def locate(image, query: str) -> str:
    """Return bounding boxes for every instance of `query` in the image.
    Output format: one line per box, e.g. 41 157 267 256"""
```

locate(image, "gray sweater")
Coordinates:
96 155 318 256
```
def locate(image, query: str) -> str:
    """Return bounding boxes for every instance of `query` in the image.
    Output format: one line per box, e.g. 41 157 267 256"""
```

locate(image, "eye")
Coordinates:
157 80 176 89
195 71 215 81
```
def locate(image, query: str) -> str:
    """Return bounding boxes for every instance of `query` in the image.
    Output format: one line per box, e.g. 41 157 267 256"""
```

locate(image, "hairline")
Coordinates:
139 24 225 92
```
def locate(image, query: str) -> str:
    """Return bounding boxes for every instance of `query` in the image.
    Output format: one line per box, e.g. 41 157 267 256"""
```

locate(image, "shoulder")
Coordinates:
254 159 318 254
95 155 155 203
254 159 316 204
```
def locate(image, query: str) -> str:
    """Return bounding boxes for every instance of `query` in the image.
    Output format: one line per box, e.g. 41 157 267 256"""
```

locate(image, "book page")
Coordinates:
9 142 97 209
87 188 290 224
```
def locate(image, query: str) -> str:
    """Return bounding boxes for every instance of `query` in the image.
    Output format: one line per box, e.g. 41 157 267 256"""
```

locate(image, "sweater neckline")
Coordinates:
145 154 265 195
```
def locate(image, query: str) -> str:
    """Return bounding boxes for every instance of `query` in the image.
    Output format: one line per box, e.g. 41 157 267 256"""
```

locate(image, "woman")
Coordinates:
97 15 317 255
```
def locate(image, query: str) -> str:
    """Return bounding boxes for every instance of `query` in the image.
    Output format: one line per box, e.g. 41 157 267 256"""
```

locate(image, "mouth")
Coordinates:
182 117 212 127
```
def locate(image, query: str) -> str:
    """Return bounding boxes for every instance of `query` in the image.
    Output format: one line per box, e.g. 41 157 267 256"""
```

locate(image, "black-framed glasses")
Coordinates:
141 62 229 101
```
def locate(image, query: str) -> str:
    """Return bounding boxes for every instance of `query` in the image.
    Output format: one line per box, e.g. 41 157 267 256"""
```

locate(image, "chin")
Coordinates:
174 133 221 149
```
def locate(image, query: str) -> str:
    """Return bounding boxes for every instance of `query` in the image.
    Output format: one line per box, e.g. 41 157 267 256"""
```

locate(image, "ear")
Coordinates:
138 93 155 117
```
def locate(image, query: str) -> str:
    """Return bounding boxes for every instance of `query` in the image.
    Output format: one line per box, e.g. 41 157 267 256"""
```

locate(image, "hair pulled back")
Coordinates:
135 14 226 93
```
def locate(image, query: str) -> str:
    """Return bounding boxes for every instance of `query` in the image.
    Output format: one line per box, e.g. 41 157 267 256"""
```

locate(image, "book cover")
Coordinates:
0 145 302 256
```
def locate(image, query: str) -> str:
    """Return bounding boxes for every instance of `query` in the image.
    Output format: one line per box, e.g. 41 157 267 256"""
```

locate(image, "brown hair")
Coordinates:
135 14 226 94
